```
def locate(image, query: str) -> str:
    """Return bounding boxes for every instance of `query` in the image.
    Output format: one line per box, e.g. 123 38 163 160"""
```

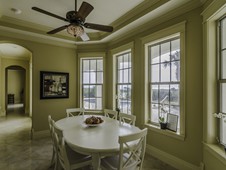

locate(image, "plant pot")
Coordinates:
160 122 167 129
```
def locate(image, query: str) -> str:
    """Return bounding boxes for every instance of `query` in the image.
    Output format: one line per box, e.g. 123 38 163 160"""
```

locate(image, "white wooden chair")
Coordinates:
52 121 92 170
101 128 148 170
66 108 85 117
119 112 136 125
104 109 118 120
48 115 57 169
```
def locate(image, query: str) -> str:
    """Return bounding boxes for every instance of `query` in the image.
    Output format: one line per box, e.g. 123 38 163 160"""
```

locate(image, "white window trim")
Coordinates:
110 42 134 112
142 21 186 140
201 0 226 161
78 52 106 110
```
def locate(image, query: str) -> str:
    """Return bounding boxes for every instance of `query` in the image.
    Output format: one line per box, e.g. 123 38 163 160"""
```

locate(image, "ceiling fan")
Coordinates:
31 0 113 41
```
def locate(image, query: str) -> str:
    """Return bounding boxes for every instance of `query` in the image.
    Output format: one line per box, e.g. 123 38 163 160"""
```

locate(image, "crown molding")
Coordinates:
107 0 204 46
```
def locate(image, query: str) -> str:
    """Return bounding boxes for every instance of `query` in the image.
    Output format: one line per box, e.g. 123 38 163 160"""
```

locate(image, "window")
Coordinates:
148 35 181 131
218 16 226 147
81 58 103 110
116 52 132 114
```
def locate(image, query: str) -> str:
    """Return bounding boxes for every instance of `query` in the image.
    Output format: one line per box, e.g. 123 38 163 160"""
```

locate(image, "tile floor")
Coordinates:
0 104 177 170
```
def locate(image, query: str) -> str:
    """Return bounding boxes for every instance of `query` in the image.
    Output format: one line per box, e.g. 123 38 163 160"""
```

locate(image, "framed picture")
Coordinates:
40 71 69 99
167 113 178 132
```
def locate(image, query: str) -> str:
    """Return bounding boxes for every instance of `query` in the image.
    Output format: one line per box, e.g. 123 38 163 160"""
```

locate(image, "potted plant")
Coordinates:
159 104 168 129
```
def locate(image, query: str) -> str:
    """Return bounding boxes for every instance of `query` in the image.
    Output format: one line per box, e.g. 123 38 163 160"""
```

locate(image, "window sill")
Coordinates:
203 143 226 165
144 123 185 141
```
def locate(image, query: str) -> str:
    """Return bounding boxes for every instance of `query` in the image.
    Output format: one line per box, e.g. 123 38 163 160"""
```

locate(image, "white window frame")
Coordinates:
79 53 105 111
217 15 226 148
142 22 186 140
111 42 134 114
116 51 132 114
202 0 226 161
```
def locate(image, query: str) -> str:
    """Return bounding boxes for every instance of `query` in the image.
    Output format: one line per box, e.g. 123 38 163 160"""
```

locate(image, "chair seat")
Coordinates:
66 144 92 164
101 154 138 170
65 144 92 169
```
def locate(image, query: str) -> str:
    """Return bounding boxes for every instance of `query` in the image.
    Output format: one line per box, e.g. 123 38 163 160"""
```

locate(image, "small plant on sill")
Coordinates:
159 103 168 129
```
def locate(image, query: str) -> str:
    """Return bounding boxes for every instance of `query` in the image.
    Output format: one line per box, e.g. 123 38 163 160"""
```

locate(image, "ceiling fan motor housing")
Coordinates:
66 11 84 25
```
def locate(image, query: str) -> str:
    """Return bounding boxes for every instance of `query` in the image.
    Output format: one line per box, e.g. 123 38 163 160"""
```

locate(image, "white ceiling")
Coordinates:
0 0 206 58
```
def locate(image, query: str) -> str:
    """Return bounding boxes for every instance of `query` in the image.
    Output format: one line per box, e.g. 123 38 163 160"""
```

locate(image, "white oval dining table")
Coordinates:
55 115 141 170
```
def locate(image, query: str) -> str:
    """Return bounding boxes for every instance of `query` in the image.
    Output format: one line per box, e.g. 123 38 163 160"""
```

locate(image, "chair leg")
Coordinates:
50 147 56 167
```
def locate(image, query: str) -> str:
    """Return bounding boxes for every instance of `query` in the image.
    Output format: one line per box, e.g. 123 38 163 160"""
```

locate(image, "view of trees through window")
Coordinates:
82 59 103 110
116 52 132 114
149 37 180 129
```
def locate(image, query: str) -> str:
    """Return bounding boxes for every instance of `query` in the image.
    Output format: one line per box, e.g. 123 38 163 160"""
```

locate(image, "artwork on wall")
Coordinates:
40 71 69 99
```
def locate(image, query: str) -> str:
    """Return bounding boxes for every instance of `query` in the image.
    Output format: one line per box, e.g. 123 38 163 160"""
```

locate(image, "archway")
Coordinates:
5 66 26 115
0 43 32 117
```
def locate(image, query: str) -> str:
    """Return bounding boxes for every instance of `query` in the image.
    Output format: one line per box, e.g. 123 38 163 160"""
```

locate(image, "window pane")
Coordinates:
128 54 132 67
151 103 159 123
95 85 102 98
151 85 159 123
90 60 96 71
96 98 102 109
161 42 170 62
90 72 96 83
171 39 180 50
171 61 180 81
83 73 89 83
151 45 160 64
90 98 96 109
118 56 123 69
97 72 103 83
152 85 159 104
123 54 129 69
222 18 226 49
97 60 103 71
222 52 226 79
83 60 89 71
220 83 226 113
171 51 180 62
127 85 132 100
128 68 131 83
123 69 129 83
170 84 180 114
118 70 123 83
151 64 159 82
220 116 226 146
159 85 169 103
83 85 89 98
161 63 170 82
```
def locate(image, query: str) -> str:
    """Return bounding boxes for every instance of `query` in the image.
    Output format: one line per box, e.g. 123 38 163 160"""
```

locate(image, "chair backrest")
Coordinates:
52 121 71 170
104 109 118 120
118 128 147 170
119 112 136 125
48 115 56 142
66 108 85 117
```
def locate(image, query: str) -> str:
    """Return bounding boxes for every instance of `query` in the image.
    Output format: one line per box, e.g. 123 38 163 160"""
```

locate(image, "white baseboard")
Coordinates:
146 144 202 170
31 129 50 139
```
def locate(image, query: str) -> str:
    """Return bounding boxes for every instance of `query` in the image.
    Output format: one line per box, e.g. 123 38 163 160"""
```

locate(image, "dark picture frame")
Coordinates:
167 113 178 132
40 71 69 99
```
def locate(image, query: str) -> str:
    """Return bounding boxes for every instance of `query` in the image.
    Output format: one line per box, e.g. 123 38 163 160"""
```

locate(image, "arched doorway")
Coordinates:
5 66 26 115
0 43 32 117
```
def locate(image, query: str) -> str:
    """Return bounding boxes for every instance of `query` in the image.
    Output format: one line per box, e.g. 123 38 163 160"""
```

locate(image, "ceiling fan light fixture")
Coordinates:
67 25 84 37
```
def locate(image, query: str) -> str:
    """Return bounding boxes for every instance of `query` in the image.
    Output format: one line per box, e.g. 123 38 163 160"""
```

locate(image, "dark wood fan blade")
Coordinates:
84 23 113 32
77 2 94 20
47 25 68 34
32 7 68 22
